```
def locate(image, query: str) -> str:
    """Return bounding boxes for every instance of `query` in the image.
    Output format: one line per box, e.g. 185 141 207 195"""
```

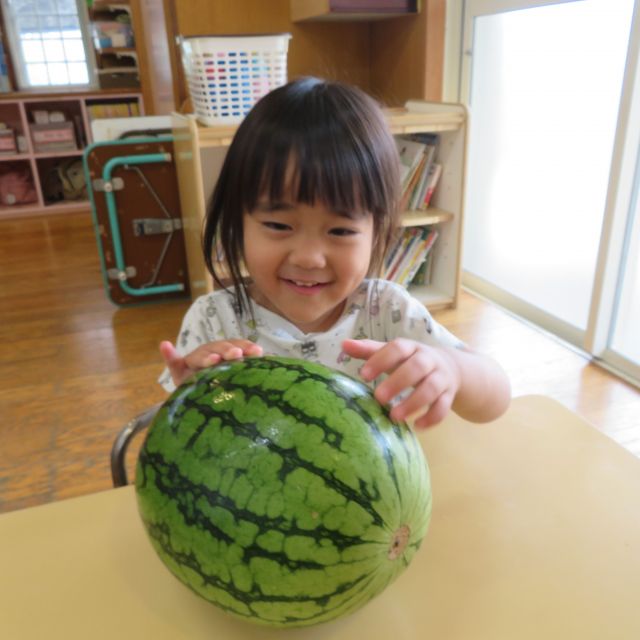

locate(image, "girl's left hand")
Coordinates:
341 338 462 428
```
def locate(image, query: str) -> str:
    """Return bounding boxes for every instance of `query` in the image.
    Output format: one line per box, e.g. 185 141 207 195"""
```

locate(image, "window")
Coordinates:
1 0 96 89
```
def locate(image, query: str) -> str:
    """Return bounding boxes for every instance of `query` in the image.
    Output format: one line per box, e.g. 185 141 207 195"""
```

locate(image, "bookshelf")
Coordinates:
171 101 466 310
88 0 175 115
0 91 143 218
88 1 140 91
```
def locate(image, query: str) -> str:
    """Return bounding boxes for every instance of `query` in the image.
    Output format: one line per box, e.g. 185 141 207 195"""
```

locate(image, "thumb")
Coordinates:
159 341 189 384
341 338 386 360
159 340 180 365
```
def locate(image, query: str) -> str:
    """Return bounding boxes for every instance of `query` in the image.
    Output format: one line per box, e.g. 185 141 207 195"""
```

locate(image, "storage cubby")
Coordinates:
0 103 28 156
36 156 87 207
95 50 138 72
0 91 143 218
24 99 85 152
85 96 141 123
0 160 38 208
94 49 140 90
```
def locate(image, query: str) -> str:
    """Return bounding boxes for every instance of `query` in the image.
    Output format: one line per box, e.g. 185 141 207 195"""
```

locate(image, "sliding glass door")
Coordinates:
610 192 640 365
457 0 640 384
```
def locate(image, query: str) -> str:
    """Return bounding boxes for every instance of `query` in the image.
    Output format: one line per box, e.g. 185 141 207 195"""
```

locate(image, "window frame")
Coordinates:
1 0 97 91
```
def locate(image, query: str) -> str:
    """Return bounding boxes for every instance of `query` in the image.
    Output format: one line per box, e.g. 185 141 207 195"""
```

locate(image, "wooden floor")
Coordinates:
1 212 639 515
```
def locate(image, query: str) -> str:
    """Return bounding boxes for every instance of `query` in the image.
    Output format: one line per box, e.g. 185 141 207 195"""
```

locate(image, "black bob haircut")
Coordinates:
202 76 401 314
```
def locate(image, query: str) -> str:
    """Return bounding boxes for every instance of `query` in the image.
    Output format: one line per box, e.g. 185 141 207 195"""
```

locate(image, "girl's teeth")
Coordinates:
293 280 317 287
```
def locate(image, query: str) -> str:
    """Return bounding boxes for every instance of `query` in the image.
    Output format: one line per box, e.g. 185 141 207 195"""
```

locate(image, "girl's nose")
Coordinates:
288 235 327 269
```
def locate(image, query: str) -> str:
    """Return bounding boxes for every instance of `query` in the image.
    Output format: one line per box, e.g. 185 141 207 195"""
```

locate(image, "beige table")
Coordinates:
2 395 640 639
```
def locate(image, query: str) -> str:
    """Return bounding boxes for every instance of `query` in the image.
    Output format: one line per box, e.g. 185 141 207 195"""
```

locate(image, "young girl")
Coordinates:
159 77 510 428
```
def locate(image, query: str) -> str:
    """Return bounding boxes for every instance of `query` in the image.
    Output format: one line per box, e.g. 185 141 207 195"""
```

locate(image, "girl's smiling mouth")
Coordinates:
282 278 329 293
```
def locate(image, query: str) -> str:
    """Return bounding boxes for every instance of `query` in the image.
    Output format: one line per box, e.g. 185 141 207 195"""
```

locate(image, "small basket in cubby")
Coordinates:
179 33 291 126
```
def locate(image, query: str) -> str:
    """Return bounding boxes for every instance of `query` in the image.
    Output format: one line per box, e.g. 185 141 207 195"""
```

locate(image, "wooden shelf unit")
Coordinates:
167 0 445 111
88 0 175 114
290 0 418 22
88 1 140 91
399 209 454 227
0 91 143 218
171 101 467 310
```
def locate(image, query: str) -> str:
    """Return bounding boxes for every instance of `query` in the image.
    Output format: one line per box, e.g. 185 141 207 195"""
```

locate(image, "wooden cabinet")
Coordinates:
0 91 143 218
168 0 445 107
171 101 466 310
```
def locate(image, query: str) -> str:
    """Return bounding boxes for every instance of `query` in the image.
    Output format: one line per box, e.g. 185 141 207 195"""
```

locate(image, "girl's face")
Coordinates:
243 199 374 334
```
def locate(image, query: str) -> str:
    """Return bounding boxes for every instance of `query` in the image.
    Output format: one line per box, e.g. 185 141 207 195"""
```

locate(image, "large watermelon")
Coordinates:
135 356 431 628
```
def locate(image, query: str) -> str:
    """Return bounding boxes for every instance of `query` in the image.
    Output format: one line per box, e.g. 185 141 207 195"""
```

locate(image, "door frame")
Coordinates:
446 0 640 385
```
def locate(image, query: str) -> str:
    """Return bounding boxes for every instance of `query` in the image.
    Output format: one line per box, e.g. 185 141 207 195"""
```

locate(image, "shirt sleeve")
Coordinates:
378 281 466 349
158 294 225 393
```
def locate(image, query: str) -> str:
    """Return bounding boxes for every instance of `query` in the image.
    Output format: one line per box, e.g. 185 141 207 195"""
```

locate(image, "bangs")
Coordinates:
248 137 380 219
234 83 398 220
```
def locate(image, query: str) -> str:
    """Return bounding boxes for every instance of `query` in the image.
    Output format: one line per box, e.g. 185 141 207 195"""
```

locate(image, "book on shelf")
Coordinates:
396 228 439 287
383 226 421 281
410 250 434 287
87 102 140 119
407 133 438 210
383 226 439 288
396 137 428 194
396 134 440 211
407 153 431 210
420 162 442 210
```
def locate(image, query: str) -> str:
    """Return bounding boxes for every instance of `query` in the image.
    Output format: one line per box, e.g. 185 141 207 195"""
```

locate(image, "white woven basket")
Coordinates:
180 34 291 126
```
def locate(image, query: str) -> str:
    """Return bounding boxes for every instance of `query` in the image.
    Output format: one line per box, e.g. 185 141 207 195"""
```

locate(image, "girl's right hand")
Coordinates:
159 340 263 388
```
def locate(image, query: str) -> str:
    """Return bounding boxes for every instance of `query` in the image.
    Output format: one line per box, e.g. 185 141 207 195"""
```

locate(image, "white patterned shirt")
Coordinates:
159 278 464 392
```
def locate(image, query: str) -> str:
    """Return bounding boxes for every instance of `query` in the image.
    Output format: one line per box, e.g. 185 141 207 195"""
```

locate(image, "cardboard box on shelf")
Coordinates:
92 21 134 49
98 70 140 90
0 128 17 154
30 122 77 153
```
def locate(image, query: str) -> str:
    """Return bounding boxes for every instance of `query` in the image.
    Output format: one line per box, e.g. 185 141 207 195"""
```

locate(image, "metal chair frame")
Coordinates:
110 403 162 487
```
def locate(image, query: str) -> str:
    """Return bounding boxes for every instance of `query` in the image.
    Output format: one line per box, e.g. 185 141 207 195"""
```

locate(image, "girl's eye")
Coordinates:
263 221 291 231
330 227 358 237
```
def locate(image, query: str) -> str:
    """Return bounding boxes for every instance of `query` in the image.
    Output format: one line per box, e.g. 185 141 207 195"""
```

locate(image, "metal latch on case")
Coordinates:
93 177 124 192
132 218 183 236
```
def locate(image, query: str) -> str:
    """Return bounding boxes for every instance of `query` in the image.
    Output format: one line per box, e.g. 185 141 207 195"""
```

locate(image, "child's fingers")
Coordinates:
185 341 263 369
375 350 437 405
159 340 179 365
159 341 190 384
184 347 223 369
412 390 454 429
387 369 446 421
359 338 418 382
229 340 263 356
215 340 263 361
341 338 385 360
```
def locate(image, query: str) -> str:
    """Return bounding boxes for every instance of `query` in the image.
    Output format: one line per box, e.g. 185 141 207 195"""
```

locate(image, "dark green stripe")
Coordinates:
143 518 376 615
241 358 413 510
139 448 382 553
177 385 387 528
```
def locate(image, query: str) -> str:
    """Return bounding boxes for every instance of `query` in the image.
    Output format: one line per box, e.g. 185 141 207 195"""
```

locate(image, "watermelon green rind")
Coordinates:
136 356 431 627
